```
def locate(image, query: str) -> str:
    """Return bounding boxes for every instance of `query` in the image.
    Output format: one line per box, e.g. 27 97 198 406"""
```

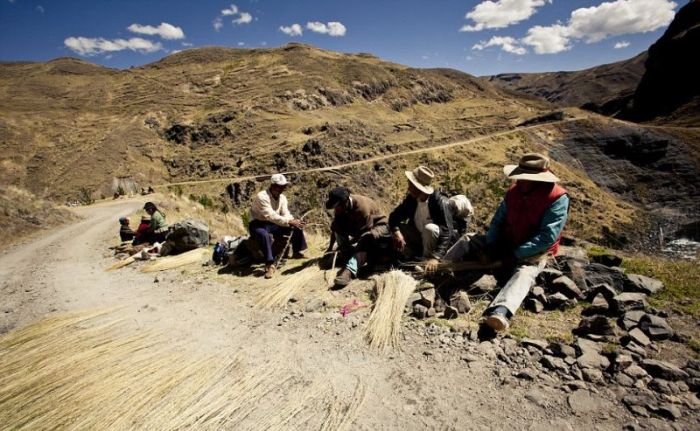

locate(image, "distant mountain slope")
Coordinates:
0 43 545 201
623 0 700 125
486 52 647 116
0 43 698 247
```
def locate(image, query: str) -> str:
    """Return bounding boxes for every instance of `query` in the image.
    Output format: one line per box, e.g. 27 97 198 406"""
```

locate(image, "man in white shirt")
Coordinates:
249 174 307 278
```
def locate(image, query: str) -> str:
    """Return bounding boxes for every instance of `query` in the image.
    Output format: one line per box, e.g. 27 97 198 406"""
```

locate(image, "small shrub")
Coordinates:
169 185 184 197
116 186 125 196
241 211 250 229
198 194 214 208
77 187 94 205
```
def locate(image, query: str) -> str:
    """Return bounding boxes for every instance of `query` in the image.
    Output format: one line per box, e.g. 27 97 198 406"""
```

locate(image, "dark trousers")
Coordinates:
249 220 307 264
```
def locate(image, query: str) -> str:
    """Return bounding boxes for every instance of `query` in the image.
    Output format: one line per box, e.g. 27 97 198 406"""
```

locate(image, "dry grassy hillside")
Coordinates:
486 52 647 116
0 43 698 248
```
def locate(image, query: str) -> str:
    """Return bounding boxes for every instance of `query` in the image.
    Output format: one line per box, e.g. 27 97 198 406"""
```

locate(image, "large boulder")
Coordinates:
161 219 210 256
640 359 689 381
584 263 627 292
624 274 664 295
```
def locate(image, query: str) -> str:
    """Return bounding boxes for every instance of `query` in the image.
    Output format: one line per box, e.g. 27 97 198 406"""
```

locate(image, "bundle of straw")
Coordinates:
105 255 137 272
364 270 417 351
0 310 298 430
256 265 327 309
141 247 210 272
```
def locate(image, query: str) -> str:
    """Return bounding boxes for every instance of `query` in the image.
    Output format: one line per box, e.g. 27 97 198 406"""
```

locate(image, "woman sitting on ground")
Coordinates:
143 202 169 244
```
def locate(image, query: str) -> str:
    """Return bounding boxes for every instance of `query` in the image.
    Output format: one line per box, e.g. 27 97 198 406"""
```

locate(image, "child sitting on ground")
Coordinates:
119 217 135 242
132 215 151 245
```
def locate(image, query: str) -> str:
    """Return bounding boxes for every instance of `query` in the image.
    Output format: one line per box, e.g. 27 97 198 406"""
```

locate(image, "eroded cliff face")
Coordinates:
624 0 700 124
550 119 700 248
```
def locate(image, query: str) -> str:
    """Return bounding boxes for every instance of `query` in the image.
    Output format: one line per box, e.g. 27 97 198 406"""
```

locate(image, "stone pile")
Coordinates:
404 247 697 421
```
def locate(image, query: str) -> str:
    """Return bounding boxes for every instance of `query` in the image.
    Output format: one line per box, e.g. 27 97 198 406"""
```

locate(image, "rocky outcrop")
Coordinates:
624 0 700 124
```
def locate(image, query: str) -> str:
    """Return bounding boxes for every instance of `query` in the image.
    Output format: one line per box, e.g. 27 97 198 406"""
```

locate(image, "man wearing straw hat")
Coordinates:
325 187 392 288
389 165 457 274
455 153 569 333
249 174 308 279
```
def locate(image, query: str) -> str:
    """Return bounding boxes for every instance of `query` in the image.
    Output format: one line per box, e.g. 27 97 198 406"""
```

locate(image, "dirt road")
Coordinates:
0 198 668 430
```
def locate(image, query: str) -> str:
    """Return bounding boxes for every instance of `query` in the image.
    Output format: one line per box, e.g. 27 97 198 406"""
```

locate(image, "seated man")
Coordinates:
389 165 457 274
446 153 569 332
118 217 135 242
325 187 392 287
249 174 307 279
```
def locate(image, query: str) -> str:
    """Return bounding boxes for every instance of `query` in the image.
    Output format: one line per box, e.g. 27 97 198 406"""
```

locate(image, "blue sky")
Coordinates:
0 0 683 76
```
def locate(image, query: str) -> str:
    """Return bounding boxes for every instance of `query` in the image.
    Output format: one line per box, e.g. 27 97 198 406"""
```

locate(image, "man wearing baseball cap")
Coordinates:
325 187 391 288
249 174 307 279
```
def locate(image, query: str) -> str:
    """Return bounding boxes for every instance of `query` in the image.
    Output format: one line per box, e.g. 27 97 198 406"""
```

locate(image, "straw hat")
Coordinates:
405 166 435 194
503 153 560 183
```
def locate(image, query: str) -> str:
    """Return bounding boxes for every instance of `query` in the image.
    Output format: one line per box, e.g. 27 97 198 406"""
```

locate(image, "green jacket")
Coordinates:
150 211 168 233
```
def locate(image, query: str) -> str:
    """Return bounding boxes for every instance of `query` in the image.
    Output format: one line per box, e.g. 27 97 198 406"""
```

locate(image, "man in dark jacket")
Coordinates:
326 187 391 287
389 166 457 274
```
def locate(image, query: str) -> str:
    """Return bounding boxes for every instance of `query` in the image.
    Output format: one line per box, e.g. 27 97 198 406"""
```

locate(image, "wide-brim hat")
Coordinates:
503 153 560 183
405 166 435 195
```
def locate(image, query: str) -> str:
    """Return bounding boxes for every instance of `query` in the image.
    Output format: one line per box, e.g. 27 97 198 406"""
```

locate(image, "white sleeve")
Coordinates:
252 192 291 226
279 195 294 222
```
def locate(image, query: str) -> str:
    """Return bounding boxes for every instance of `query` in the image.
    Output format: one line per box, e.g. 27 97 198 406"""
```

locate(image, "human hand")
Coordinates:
289 219 305 229
392 231 406 252
425 258 439 274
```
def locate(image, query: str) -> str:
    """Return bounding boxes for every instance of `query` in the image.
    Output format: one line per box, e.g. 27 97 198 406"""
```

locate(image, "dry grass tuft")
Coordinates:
364 270 417 351
319 378 367 431
141 247 210 272
0 310 300 430
256 265 327 309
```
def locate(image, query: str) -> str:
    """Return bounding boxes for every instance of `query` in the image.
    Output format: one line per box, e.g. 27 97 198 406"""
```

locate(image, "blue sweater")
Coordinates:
486 195 569 260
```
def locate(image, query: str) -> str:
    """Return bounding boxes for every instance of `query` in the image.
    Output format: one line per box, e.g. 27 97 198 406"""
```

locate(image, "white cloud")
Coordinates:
460 0 551 32
127 22 185 40
279 23 303 37
522 24 571 54
237 41 245 46
221 4 238 16
306 21 347 36
614 40 630 49
567 0 676 43
36 5 44 13
215 4 253 29
233 12 252 25
213 17 223 31
521 0 677 54
473 36 527 55
182 42 193 47
170 49 182 54
64 36 163 56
